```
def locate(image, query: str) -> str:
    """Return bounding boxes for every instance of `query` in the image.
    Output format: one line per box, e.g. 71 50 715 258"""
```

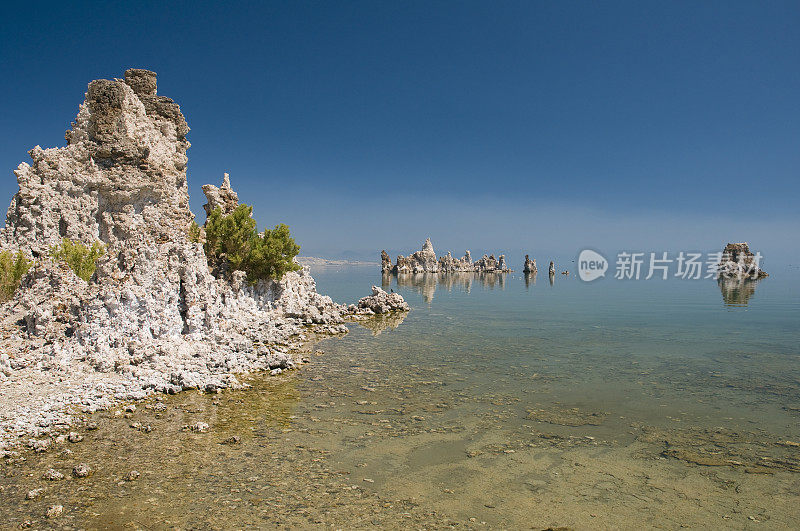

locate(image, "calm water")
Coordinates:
317 267 800 437
1 265 799 528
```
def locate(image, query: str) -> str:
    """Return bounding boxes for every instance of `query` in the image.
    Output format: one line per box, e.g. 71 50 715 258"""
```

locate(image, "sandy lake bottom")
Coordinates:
1 266 799 529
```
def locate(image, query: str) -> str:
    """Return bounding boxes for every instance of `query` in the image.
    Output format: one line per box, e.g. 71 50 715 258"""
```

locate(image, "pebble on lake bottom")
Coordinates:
42 469 64 481
72 464 93 478
183 422 209 433
25 488 44 500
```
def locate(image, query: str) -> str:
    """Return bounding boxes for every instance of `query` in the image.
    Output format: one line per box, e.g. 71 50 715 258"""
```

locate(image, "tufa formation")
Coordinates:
0 69 405 446
381 238 511 274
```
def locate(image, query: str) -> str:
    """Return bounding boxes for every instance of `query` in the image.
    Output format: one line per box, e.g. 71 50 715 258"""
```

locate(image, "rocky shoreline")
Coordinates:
0 69 407 452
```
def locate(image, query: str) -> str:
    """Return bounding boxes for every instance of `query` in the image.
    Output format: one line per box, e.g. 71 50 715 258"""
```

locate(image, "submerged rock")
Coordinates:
42 468 65 481
25 488 44 500
72 463 93 478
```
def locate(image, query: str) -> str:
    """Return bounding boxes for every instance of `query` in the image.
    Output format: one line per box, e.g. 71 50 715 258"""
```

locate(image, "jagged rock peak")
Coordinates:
422 237 435 255
202 173 240 217
124 68 157 96
1 68 191 257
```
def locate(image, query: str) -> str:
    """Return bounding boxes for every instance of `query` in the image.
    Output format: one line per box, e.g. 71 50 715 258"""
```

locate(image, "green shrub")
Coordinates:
0 250 33 302
188 220 203 243
50 238 105 282
204 205 256 272
204 205 301 282
243 223 301 281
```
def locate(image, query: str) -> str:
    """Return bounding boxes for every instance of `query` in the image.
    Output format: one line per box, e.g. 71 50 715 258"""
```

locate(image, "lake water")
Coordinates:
1 265 799 528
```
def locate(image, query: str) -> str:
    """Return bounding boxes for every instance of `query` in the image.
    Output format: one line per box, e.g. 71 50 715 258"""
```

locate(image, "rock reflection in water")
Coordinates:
524 272 536 289
718 276 760 307
383 272 508 303
356 311 408 336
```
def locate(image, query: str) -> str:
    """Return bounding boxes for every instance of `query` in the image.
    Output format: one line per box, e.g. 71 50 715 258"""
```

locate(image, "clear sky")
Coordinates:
1 1 798 263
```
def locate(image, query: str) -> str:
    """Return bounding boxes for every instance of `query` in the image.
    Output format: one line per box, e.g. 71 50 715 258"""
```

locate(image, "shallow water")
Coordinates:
2 266 799 528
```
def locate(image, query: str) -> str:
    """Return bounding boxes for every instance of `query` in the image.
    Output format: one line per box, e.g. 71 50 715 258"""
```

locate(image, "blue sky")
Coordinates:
1 1 798 263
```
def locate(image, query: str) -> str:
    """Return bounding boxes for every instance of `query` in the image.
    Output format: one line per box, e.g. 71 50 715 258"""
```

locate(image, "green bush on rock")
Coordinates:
242 223 301 281
50 239 105 282
0 250 33 302
188 220 203 243
203 204 301 282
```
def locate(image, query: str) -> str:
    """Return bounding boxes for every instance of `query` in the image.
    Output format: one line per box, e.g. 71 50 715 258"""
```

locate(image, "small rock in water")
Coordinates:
72 463 93 478
32 439 50 453
130 422 153 433
222 436 241 445
46 505 63 519
124 404 136 413
183 422 209 433
85 422 98 431
26 488 44 500
67 432 83 443
58 449 73 459
270 368 283 376
124 470 140 481
42 468 65 481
